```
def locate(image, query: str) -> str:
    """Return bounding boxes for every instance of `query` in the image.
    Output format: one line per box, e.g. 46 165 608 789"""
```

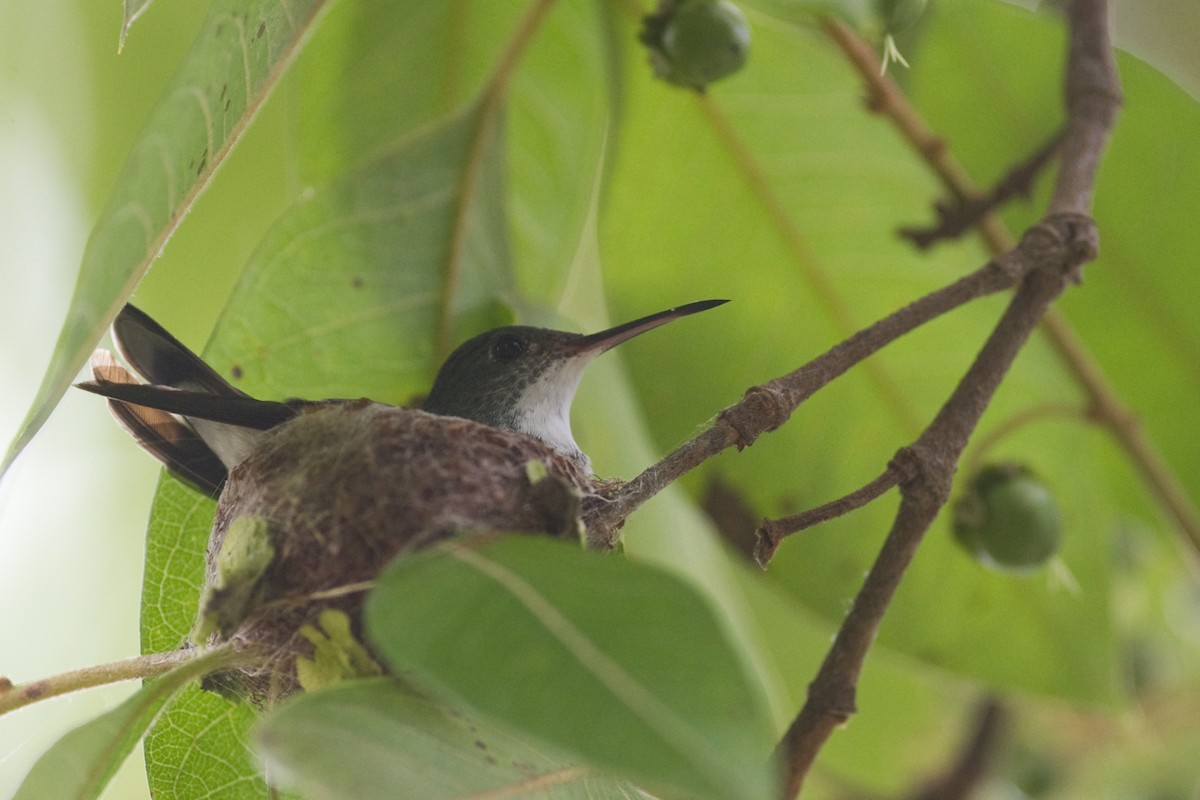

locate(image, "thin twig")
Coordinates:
755 469 900 565
773 3 1120 795
0 647 228 717
821 16 1012 256
460 766 592 800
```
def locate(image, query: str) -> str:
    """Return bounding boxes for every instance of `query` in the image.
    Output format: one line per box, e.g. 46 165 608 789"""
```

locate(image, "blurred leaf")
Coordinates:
2 0 328 478
13 647 233 800
1111 0 1200 101
257 678 648 799
365 536 779 800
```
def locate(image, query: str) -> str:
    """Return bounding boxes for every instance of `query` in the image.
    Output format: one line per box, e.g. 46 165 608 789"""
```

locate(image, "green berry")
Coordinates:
649 0 750 91
953 464 1063 571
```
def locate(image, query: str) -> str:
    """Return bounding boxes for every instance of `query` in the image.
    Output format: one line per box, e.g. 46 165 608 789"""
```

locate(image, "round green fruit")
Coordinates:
662 0 751 90
953 464 1063 571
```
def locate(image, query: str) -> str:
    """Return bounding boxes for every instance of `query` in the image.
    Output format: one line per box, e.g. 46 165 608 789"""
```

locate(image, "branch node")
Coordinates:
754 518 781 568
887 445 923 485
893 443 955 508
719 383 791 450
1024 212 1098 282
863 85 887 114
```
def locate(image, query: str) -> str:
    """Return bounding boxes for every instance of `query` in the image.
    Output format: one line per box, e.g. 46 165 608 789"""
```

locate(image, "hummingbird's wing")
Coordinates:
112 304 249 396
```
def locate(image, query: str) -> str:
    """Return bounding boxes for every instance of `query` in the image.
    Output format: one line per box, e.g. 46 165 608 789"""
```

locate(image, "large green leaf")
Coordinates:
141 89 513 794
201 99 512 401
257 678 647 799
13 647 234 800
293 3 525 183
2 0 329 477
506 1 620 302
365 537 779 800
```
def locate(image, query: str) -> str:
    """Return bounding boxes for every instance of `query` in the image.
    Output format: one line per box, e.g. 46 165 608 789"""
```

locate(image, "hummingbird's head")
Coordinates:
422 299 728 469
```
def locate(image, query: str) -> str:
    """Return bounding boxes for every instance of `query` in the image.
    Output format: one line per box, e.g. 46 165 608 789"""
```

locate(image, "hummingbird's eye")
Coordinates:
490 333 527 361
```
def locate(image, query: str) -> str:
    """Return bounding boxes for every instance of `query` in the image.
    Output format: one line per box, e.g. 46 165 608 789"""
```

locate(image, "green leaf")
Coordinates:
506 0 619 301
141 475 216 655
2 0 329 479
365 536 779 800
201 98 512 402
257 678 646 799
143 684 279 800
13 648 235 800
292 3 523 183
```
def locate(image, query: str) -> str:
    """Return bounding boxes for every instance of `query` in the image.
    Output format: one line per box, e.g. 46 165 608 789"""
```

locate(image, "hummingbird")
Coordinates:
78 299 728 497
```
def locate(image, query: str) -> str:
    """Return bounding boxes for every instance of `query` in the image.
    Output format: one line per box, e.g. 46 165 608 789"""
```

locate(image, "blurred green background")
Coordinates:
2 1 1199 798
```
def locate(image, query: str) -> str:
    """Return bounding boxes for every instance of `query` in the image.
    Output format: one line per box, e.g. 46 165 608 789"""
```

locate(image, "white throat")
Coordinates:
511 357 593 471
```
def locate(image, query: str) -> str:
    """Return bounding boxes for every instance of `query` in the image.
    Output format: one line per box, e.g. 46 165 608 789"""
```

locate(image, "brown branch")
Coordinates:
583 252 1027 547
755 469 901 566
774 2 1119 795
821 16 1012 257
0 647 242 718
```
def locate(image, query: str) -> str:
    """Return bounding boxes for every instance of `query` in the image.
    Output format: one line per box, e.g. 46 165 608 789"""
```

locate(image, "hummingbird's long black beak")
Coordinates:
568 299 729 355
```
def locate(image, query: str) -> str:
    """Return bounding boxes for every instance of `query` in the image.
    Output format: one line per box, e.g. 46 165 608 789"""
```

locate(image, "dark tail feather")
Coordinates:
76 379 298 430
